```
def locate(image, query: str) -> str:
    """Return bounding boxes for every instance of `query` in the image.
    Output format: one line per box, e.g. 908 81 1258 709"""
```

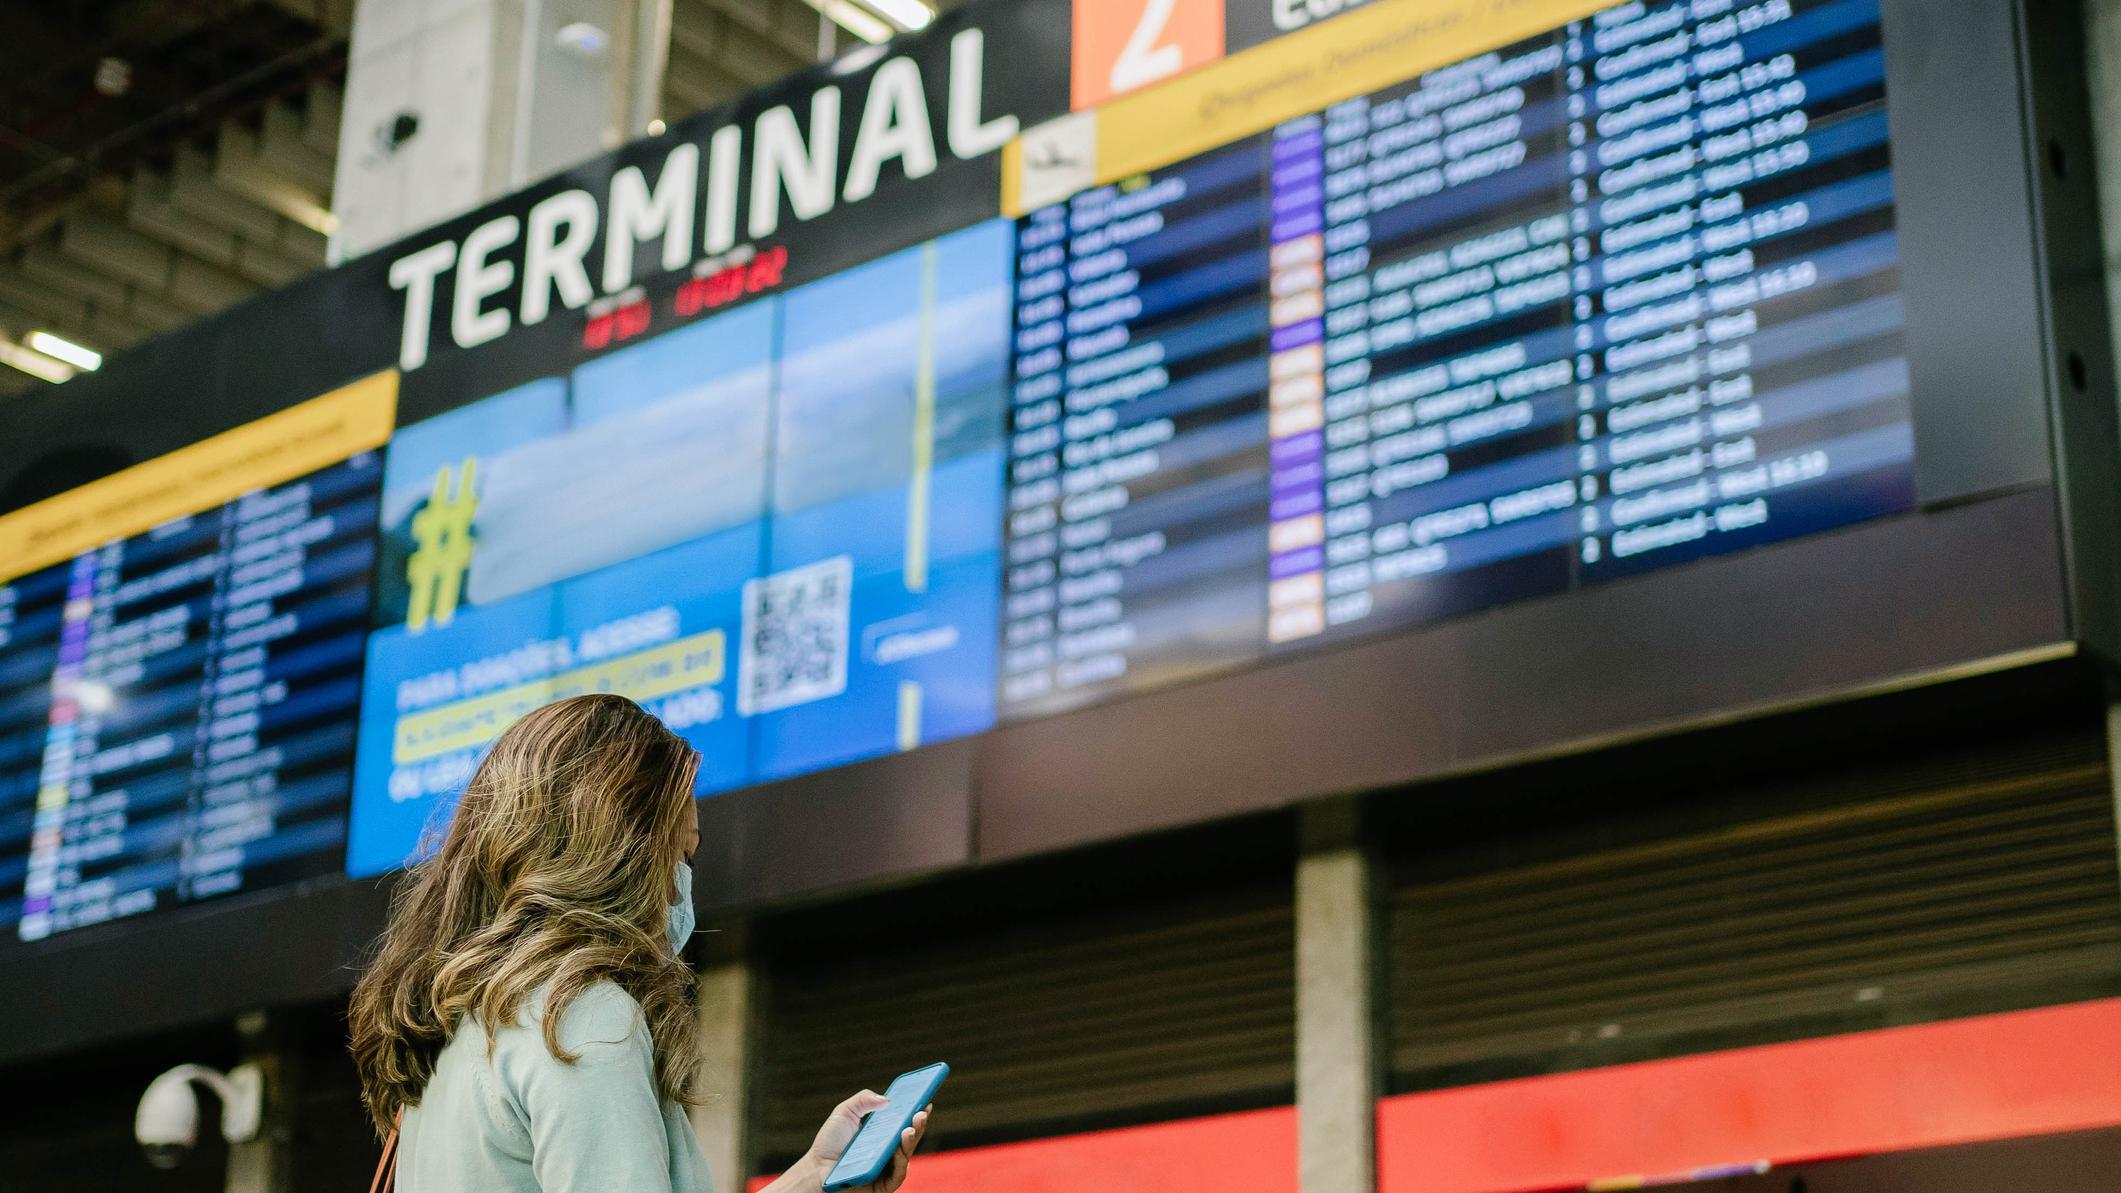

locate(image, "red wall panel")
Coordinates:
750 1105 1298 1193
752 1000 2121 1193
1377 998 2121 1193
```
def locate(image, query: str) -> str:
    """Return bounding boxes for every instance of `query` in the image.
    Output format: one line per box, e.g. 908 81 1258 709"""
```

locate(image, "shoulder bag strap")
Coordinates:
368 1108 404 1193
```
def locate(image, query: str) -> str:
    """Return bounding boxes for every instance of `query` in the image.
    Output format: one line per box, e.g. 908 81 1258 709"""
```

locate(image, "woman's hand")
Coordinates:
794 1090 932 1193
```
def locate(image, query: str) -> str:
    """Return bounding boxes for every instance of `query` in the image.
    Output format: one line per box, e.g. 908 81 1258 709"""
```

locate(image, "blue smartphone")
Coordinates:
819 1062 948 1192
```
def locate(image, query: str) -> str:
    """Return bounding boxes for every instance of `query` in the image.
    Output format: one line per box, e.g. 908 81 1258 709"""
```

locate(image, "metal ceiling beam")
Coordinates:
253 0 359 39
0 270 90 330
301 80 342 159
167 143 283 241
662 0 817 121
55 212 174 293
701 0 819 62
214 120 333 235
21 242 131 310
128 164 246 267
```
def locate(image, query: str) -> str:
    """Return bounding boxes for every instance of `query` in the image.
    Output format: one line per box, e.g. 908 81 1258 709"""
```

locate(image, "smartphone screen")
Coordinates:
820 1063 948 1192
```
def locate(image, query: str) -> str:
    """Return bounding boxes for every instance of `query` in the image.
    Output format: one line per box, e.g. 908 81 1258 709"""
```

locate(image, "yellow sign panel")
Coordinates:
1100 0 1610 182
392 630 727 765
0 371 399 584
1005 0 1611 212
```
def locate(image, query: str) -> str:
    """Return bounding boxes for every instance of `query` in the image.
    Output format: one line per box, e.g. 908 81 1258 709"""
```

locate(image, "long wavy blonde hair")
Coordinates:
348 693 704 1137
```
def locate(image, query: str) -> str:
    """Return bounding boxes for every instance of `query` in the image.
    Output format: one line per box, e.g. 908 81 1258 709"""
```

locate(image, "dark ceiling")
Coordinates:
0 0 345 242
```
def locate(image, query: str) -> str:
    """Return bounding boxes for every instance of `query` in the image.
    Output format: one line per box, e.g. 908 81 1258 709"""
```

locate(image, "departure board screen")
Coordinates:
344 0 1923 870
1003 141 1276 709
1001 0 1910 716
0 452 381 941
344 224 1011 877
3 0 1943 910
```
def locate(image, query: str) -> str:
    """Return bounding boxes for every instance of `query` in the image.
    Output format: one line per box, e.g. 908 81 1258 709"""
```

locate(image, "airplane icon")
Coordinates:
1029 141 1083 171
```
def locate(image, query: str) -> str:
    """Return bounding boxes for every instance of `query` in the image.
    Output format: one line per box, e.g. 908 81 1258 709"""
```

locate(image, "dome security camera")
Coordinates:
135 1063 263 1170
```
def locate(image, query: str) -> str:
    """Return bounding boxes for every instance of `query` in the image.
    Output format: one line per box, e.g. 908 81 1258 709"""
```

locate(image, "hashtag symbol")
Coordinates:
406 457 478 632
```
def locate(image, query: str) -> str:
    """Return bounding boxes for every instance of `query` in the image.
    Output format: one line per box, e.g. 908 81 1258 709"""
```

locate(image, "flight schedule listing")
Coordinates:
0 454 380 941
1002 0 1912 712
1002 141 1275 716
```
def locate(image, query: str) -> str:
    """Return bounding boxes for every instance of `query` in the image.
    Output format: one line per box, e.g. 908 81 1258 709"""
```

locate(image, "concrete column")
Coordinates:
2106 698 2121 893
331 0 672 259
1296 799 1382 1193
224 1012 298 1193
2089 0 2121 374
691 923 765 1190
2087 5 2121 808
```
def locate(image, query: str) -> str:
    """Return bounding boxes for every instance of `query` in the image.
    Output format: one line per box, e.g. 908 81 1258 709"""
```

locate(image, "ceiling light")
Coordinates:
95 57 132 97
0 340 75 384
803 0 892 43
862 0 933 29
829 1 892 42
647 119 666 135
27 331 101 372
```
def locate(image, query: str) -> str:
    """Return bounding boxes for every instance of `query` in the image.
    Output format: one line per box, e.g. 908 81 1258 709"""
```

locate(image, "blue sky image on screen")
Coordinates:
346 220 1012 878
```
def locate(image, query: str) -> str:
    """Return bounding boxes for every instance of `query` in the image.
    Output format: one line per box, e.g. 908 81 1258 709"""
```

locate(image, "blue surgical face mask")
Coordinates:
667 861 696 955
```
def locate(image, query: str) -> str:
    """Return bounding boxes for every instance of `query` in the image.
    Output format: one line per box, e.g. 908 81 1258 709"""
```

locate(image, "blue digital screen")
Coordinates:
346 221 1014 876
347 0 1918 876
999 0 1914 715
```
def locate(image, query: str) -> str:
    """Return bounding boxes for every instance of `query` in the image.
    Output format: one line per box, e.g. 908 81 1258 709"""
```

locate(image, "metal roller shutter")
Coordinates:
756 881 1296 1161
1387 725 2121 1088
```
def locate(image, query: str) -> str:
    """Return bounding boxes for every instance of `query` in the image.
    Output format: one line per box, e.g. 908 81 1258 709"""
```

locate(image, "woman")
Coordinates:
349 694 928 1192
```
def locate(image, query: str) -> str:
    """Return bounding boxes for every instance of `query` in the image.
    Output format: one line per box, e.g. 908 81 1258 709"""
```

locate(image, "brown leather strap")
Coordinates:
369 1109 403 1193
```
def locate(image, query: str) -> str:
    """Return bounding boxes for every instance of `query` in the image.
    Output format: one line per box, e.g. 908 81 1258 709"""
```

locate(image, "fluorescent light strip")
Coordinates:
862 0 933 29
26 331 101 371
0 341 76 384
826 0 892 42
801 0 892 43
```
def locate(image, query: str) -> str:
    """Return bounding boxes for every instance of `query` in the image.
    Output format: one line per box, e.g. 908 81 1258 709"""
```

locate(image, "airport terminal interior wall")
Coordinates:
5 666 2121 1191
1379 659 2121 1092
746 664 2121 1175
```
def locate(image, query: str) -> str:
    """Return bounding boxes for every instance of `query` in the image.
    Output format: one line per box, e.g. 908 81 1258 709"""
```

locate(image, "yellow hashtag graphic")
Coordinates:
406 457 478 632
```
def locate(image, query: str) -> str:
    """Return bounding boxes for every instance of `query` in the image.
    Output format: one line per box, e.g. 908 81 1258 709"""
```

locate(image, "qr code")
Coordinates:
738 555 852 717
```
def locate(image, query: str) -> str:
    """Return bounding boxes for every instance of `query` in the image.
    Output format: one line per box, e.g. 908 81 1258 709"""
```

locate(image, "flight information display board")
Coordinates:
1000 0 1908 714
335 0 1916 870
0 455 382 940
0 378 393 942
4 0 1996 946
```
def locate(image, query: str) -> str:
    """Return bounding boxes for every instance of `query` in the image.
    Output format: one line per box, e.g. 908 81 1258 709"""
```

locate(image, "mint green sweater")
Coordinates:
396 981 714 1193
